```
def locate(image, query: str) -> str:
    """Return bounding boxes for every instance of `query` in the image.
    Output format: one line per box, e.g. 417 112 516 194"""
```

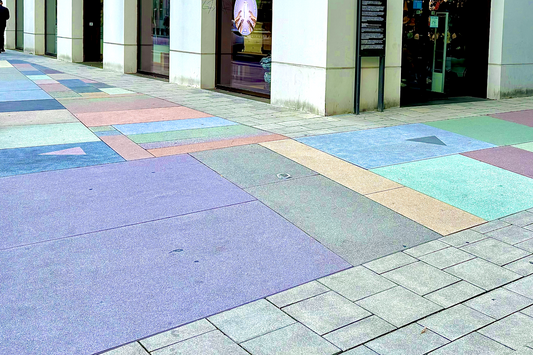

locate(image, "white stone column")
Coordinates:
56 0 82 62
103 0 137 73
271 0 402 116
4 0 16 49
23 0 45 54
169 0 216 88
487 0 533 99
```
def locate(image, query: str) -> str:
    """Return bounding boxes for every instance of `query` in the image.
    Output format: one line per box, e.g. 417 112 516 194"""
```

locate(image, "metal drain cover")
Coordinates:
277 173 292 180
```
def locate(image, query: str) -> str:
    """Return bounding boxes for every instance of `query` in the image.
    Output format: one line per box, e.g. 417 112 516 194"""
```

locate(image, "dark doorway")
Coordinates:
15 0 24 50
83 0 103 62
137 0 170 77
400 0 491 106
45 0 57 56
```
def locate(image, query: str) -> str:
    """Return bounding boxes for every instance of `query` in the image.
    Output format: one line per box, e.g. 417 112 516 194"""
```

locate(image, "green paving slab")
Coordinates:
372 155 533 221
49 91 81 99
191 145 318 188
426 116 533 146
89 126 116 132
245 175 441 266
129 124 264 144
514 142 533 153
0 123 100 149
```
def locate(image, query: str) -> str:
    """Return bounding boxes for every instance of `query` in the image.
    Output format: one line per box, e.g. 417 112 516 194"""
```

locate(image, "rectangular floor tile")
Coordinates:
366 324 449 355
419 247 475 269
461 238 530 266
245 175 441 265
260 139 402 195
0 109 78 127
479 313 533 350
1 201 349 355
75 107 212 126
114 117 238 135
490 110 533 127
426 116 533 146
373 155 533 221
0 79 40 91
424 281 484 308
363 252 418 274
514 142 533 153
504 256 533 276
444 258 521 290
58 95 178 114
140 319 215 352
429 333 514 355
0 99 65 112
0 90 52 102
382 262 460 295
465 288 533 320
152 331 247 355
463 146 533 179
500 211 533 227
100 135 154 161
324 316 395 351
267 281 330 308
368 187 485 236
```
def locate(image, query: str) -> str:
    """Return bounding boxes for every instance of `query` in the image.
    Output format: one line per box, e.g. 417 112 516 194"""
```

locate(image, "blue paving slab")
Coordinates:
95 130 123 137
0 99 65 112
19 70 44 76
6 60 29 64
71 86 102 93
0 201 349 355
297 123 496 169
0 142 125 177
0 90 52 102
115 116 239 135
0 80 41 92
91 82 113 88
57 79 91 88
0 155 256 249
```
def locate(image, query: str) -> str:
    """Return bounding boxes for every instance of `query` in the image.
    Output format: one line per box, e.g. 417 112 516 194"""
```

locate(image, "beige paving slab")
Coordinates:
100 135 154 161
260 139 401 195
367 187 486 235
0 109 79 127
0 60 13 68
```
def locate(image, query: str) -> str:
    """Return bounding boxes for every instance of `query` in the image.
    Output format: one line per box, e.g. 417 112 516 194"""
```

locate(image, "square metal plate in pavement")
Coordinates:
191 144 317 188
297 123 494 169
245 175 442 265
372 155 533 220
0 155 255 249
0 201 350 355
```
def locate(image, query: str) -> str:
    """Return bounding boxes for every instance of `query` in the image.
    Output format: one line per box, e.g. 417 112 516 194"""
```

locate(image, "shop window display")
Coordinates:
217 0 272 97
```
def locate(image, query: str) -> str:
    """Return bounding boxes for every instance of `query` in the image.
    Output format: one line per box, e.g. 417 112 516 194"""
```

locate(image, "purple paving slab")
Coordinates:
0 155 255 249
462 146 533 178
0 201 350 355
490 110 533 127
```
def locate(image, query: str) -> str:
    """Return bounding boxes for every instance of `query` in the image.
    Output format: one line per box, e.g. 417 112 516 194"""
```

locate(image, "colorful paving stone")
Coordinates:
297 124 495 169
114 117 238 135
75 107 211 126
490 110 533 127
462 146 533 179
58 95 178 113
0 99 65 112
0 90 52 102
372 155 533 220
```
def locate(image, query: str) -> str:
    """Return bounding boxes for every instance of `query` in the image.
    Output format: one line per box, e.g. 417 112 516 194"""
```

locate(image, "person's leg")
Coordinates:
0 26 5 51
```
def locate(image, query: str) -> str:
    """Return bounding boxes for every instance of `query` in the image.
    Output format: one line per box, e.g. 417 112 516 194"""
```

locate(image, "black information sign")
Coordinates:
360 0 387 57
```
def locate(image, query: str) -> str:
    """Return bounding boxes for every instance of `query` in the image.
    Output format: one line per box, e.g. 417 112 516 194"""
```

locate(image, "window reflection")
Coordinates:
138 0 170 77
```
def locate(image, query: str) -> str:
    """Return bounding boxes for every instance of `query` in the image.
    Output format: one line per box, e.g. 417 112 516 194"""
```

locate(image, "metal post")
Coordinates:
378 55 385 112
354 0 362 115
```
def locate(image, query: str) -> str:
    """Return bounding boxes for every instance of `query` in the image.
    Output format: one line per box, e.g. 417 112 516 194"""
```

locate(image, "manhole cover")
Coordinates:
277 173 292 180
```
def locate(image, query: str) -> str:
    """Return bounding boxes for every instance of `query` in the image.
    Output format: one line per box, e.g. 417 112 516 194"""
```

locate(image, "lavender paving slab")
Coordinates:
0 201 349 355
0 141 124 177
462 146 533 179
0 90 52 102
0 99 64 112
114 117 238 135
491 110 533 127
0 79 40 91
246 175 441 266
58 95 177 114
0 155 256 249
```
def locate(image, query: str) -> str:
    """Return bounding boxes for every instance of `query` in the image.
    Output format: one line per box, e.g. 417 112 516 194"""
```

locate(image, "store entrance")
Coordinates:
83 0 103 62
400 0 491 106
138 0 170 77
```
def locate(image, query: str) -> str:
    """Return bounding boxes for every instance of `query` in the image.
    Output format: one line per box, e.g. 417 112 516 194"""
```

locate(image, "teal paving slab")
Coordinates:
191 144 318 188
0 90 52 102
245 175 442 266
372 155 533 220
0 142 125 177
0 80 41 92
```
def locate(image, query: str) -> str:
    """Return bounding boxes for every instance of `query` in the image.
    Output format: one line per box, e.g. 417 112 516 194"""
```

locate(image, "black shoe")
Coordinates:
0 49 5 53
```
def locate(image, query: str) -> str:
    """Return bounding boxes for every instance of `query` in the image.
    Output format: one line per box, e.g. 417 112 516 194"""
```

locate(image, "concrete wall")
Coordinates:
103 0 137 73
56 0 82 62
169 0 216 88
488 0 533 99
23 0 44 54
4 0 16 49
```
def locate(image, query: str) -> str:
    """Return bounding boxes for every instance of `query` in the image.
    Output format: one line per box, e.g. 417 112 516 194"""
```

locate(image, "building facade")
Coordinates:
3 0 533 115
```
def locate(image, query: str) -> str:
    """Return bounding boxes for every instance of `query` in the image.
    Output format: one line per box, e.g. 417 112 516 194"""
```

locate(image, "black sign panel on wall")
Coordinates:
360 0 387 57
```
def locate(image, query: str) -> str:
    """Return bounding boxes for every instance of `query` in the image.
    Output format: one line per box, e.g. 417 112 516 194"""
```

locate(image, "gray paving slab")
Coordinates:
466 288 532 320
139 319 215 351
318 267 396 301
102 342 149 355
500 212 533 227
324 316 396 351
505 256 533 276
487 226 533 245
522 305 533 318
245 176 441 266
241 323 340 355
423 281 485 308
191 145 317 189
440 230 486 248
428 333 515 355
382 262 460 295
471 220 511 234
267 281 330 308
366 324 449 355
356 286 442 327
363 252 418 274
152 330 248 355
282 292 371 335
404 241 450 258
419 247 476 269
461 238 531 266
208 299 295 343
479 313 533 350
342 347 378 355
419 304 493 341
517 238 533 252
516 346 533 355
444 259 521 290
505 275 533 298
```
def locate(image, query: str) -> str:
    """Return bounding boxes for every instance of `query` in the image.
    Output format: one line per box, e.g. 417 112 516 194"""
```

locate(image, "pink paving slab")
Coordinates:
81 79 99 83
149 134 287 156
58 96 179 114
38 83 71 93
34 79 59 85
490 110 533 127
100 135 154 160
75 106 213 126
13 64 34 69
